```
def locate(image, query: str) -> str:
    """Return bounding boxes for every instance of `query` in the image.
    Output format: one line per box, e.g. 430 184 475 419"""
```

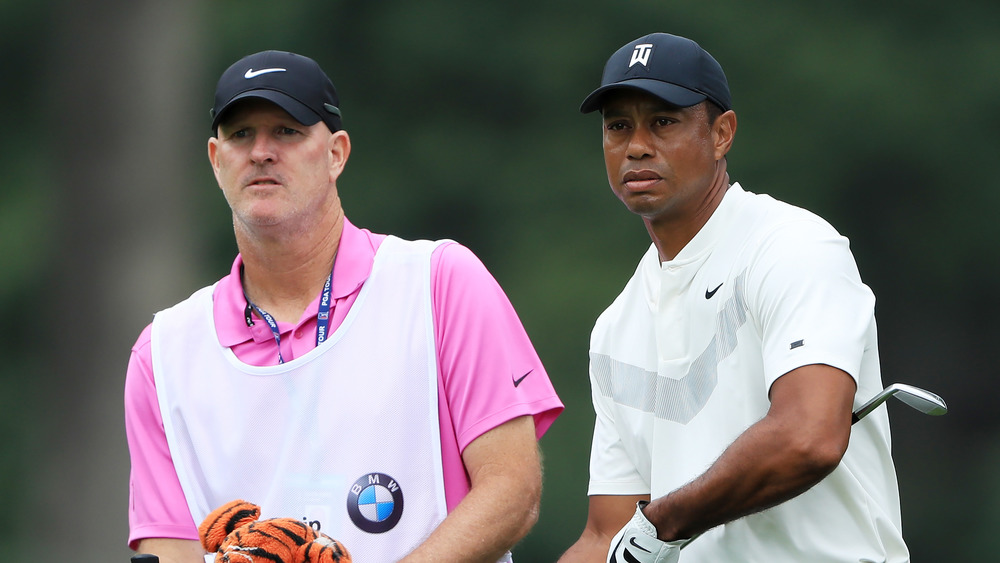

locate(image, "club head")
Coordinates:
887 383 948 416
852 383 948 424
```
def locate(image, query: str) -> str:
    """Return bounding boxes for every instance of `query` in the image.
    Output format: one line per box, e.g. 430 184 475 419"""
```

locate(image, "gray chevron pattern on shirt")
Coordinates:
592 271 748 423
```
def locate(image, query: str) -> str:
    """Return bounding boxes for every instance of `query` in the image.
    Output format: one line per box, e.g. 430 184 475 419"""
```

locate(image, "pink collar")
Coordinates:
214 218 385 346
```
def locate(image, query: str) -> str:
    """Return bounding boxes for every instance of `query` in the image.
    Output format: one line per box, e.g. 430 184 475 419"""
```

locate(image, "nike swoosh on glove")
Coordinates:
606 502 694 563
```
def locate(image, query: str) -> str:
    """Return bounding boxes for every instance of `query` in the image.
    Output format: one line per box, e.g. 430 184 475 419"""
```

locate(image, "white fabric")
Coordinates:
588 184 908 562
152 236 447 563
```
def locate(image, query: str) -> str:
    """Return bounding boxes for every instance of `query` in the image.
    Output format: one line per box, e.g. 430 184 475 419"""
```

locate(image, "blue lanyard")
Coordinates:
242 266 335 364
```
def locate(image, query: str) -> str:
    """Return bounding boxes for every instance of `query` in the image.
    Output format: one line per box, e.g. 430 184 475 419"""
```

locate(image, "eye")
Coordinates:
279 126 300 136
605 120 629 132
653 117 675 127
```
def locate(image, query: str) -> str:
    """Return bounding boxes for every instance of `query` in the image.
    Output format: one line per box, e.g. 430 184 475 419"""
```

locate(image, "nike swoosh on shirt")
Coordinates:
705 282 723 299
244 67 286 79
513 369 533 387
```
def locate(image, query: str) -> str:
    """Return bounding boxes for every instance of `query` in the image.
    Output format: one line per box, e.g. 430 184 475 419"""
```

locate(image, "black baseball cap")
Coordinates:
580 33 731 114
210 50 342 133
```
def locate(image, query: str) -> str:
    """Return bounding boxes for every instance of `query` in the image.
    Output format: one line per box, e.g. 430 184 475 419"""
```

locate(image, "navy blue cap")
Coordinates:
211 50 342 133
580 33 731 113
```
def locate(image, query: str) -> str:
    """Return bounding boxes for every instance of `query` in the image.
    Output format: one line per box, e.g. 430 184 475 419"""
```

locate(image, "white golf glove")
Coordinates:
606 501 693 563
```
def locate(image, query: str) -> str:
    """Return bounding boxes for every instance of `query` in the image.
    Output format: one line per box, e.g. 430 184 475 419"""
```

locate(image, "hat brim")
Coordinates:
579 79 708 114
212 89 321 132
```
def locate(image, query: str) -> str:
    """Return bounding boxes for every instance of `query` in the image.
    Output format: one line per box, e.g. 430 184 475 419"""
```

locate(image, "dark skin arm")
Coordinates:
644 364 856 541
559 364 856 560
558 494 648 563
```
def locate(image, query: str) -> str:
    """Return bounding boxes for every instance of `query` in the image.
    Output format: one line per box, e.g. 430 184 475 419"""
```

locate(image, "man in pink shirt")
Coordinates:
124 50 563 563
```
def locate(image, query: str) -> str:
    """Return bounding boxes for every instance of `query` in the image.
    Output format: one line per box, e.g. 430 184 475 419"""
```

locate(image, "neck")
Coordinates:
647 160 730 262
238 212 344 323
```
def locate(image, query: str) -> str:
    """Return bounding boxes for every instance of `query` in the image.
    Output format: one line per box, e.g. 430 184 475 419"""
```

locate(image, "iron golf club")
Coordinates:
852 383 947 424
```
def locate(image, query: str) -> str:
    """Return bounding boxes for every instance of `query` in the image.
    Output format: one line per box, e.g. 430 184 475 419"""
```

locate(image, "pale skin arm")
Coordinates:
400 414 542 562
133 538 205 563
558 364 856 561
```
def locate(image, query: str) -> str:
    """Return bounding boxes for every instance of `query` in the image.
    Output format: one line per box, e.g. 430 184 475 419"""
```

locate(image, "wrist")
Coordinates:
632 501 659 538
608 503 696 563
640 500 688 543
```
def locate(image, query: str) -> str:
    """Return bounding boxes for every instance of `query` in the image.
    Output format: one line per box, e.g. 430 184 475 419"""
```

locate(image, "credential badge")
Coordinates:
629 44 654 68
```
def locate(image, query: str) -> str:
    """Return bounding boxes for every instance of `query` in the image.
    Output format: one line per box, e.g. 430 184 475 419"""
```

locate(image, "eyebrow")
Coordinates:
601 107 629 119
602 100 686 119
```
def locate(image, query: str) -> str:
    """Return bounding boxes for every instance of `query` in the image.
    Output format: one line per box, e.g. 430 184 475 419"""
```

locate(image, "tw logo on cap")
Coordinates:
629 44 654 68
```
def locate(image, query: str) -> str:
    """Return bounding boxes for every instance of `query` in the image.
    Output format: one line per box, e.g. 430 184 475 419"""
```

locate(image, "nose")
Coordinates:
626 126 654 160
249 134 277 164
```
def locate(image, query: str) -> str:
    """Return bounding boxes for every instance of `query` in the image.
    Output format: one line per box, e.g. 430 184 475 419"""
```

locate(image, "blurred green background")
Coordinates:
2 0 996 560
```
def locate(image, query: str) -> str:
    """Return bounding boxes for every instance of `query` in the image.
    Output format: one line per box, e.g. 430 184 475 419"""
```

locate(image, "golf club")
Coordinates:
852 383 947 424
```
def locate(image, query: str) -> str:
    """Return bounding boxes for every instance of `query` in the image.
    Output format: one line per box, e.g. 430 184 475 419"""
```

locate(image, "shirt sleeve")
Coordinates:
747 218 876 389
124 323 199 548
431 242 563 453
585 363 650 496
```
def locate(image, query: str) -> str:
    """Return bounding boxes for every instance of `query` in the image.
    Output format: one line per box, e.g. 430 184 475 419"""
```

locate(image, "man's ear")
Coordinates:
713 110 737 160
328 130 352 182
207 136 222 187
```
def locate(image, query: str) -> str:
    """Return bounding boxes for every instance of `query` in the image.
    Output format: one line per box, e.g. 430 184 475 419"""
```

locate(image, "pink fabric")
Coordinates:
125 219 563 548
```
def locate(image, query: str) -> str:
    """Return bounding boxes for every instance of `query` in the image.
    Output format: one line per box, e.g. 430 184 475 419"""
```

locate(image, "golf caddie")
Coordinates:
124 50 564 563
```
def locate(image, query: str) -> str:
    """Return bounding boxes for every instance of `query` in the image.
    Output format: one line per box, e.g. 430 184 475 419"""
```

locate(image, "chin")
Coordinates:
236 207 287 228
619 193 665 216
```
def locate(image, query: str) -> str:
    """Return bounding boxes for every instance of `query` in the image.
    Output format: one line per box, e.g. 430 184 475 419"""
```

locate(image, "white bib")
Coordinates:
152 236 447 562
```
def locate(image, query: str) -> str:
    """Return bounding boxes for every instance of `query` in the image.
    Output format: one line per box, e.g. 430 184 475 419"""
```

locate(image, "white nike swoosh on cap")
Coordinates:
244 67 286 79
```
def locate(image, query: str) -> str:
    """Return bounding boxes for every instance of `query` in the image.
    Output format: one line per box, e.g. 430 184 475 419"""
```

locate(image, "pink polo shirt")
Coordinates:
124 219 563 548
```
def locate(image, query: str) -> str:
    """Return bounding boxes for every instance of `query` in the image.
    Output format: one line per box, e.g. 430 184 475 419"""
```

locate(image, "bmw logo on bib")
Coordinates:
347 472 404 533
